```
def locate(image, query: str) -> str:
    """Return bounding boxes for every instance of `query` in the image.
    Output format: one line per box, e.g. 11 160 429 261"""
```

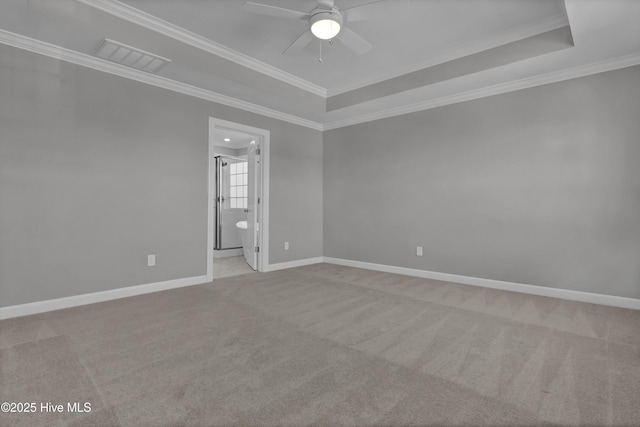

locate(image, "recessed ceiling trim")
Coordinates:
77 0 573 101
2 28 638 132
77 0 328 97
327 25 574 111
0 29 323 131
326 13 571 97
323 52 640 130
1 26 637 133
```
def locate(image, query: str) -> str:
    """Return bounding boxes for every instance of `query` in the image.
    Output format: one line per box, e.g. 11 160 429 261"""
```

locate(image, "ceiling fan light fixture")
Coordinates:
311 19 340 39
310 11 343 40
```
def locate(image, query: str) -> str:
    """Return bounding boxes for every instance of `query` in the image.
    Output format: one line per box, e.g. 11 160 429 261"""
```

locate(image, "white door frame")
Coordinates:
208 117 270 278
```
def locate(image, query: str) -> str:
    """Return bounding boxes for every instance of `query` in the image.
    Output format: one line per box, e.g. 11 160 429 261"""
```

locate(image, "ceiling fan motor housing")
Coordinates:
309 8 343 39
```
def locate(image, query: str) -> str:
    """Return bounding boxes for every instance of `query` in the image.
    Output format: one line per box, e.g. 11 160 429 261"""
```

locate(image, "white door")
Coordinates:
244 140 260 270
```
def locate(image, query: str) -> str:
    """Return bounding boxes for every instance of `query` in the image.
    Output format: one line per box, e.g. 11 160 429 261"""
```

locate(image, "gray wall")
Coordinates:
2 41 638 308
0 43 323 307
324 66 640 299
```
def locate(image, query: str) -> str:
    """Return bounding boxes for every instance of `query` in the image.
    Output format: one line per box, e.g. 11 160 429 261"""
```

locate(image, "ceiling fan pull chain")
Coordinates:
318 40 323 63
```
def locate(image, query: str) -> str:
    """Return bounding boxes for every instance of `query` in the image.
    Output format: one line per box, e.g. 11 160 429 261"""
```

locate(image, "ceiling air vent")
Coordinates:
95 39 171 73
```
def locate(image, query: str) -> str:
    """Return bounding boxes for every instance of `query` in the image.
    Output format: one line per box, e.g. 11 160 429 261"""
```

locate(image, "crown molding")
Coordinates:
323 52 640 130
326 13 570 97
2 28 638 134
77 0 328 98
0 29 323 131
79 0 571 101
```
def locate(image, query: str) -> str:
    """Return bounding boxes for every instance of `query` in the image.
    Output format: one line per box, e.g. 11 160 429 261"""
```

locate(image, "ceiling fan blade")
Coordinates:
243 1 310 20
337 27 372 55
341 0 386 13
282 30 315 55
341 0 386 22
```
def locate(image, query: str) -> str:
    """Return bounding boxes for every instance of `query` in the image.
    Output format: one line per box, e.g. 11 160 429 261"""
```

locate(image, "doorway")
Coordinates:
208 118 269 278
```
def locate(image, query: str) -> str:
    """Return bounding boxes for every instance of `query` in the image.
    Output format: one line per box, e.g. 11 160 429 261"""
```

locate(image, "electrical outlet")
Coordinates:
416 246 423 256
284 241 289 251
148 254 156 266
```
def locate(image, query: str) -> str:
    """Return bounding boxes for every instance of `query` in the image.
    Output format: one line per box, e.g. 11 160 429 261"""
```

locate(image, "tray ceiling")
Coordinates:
0 0 639 130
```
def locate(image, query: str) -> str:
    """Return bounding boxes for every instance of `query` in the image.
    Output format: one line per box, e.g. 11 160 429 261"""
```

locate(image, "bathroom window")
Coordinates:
229 161 248 209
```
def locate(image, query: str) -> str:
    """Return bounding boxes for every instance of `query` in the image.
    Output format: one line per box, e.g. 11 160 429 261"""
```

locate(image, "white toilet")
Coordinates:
235 221 248 253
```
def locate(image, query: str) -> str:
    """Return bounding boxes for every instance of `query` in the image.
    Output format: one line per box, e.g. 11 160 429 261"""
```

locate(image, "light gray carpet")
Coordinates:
1 263 639 426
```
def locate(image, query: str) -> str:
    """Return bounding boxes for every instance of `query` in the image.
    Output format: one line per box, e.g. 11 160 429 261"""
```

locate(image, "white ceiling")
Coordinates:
122 0 567 92
1 0 639 130
214 128 256 150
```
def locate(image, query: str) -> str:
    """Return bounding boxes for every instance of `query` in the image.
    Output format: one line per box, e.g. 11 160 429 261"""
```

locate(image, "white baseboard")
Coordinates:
0 275 210 320
264 257 324 272
323 257 640 310
4 257 636 320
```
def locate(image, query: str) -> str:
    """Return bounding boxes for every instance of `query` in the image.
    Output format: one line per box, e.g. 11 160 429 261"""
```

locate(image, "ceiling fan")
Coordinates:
243 0 384 55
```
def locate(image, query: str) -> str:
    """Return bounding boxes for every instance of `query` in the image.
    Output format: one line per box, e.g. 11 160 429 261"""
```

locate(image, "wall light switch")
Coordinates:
416 246 423 256
284 242 289 251
148 254 156 266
